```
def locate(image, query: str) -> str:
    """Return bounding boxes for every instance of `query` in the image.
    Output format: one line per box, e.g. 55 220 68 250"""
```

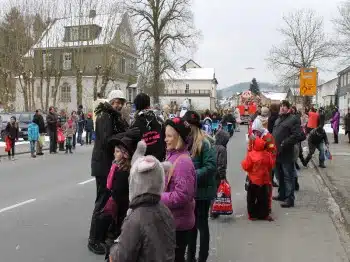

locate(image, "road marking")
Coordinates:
0 199 36 214
78 178 95 185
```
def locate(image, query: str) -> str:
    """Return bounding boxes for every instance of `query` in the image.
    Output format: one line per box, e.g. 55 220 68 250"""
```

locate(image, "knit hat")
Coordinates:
107 90 126 102
165 117 191 143
129 141 172 202
252 117 268 135
134 93 150 111
10 116 16 121
261 107 269 117
182 110 202 128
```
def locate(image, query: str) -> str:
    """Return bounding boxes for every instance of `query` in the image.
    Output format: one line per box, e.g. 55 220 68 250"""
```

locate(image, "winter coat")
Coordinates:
5 122 18 140
345 113 350 134
46 112 58 132
331 111 340 134
131 110 165 161
109 194 176 262
309 127 329 145
214 130 230 180
58 115 67 128
77 109 85 132
85 118 94 132
32 114 46 133
267 112 279 134
189 138 217 200
272 114 306 163
161 149 196 231
221 114 235 125
27 123 39 141
307 111 319 129
91 102 130 178
241 137 274 186
63 121 76 138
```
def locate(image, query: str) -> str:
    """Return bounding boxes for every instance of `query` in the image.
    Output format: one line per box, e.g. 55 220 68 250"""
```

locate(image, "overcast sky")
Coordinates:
192 0 340 89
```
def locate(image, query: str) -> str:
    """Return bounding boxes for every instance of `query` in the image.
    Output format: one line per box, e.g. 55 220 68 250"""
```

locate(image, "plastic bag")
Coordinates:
92 132 96 141
57 129 65 143
5 136 11 152
39 135 46 147
325 149 332 160
211 180 233 215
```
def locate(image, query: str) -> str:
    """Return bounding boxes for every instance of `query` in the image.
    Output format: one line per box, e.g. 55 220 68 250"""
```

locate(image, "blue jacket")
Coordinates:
28 122 39 141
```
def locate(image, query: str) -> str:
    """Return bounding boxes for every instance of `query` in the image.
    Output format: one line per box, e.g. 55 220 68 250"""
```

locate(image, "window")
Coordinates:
81 27 90 39
51 86 55 98
36 86 41 98
43 53 52 70
120 57 126 74
185 84 189 94
60 82 71 103
63 52 72 70
70 27 79 41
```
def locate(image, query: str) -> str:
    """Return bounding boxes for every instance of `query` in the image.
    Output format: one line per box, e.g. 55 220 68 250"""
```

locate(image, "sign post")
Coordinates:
300 68 317 96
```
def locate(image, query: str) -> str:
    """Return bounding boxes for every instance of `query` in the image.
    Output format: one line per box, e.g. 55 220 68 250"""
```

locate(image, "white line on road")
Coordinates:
78 178 95 185
0 199 36 214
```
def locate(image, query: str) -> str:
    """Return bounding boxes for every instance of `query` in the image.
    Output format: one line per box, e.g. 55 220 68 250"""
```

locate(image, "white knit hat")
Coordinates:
107 90 126 102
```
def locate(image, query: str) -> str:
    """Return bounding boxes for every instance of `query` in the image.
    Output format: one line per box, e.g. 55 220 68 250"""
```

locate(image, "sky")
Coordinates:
192 0 341 89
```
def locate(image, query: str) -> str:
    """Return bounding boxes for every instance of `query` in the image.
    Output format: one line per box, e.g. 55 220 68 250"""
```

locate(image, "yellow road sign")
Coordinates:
300 68 317 96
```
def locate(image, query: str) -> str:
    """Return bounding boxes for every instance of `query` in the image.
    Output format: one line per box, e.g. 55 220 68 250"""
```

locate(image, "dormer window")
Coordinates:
81 27 90 39
65 25 96 42
70 27 79 41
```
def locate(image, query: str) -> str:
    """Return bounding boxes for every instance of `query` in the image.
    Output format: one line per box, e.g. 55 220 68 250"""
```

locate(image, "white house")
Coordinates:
261 91 287 104
15 10 138 112
161 60 218 111
316 78 337 107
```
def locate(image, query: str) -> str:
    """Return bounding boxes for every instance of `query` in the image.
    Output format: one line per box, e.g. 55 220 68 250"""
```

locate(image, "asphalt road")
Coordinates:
0 131 348 261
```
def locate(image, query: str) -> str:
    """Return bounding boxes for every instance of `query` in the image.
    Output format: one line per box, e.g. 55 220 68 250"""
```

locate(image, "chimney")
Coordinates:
89 10 96 18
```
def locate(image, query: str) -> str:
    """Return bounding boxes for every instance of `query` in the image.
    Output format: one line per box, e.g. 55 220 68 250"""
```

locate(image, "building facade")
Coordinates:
161 61 218 111
15 10 138 112
337 66 350 116
316 77 337 107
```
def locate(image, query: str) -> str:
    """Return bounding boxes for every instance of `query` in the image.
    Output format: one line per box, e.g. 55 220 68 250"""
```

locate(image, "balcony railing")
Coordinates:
162 89 211 96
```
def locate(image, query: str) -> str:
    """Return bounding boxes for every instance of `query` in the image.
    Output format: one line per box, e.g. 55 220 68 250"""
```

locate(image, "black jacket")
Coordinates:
319 110 326 127
131 110 165 161
5 122 18 140
46 112 58 132
272 114 306 163
214 130 230 180
91 103 130 178
77 109 85 131
268 112 279 134
33 114 46 133
221 114 235 125
309 127 328 145
85 118 94 132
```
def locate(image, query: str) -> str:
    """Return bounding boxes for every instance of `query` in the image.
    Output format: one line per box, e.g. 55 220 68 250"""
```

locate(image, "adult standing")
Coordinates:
46 106 58 154
77 105 85 145
272 100 305 208
58 109 67 151
88 90 129 254
33 109 46 155
267 104 279 134
183 111 216 262
71 111 78 149
130 93 166 161
344 108 350 143
330 107 340 144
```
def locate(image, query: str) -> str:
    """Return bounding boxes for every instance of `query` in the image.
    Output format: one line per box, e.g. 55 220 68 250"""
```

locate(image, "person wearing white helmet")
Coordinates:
88 89 131 254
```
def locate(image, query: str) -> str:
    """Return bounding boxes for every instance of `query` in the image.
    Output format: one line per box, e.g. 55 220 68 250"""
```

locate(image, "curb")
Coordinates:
0 147 49 157
311 158 350 258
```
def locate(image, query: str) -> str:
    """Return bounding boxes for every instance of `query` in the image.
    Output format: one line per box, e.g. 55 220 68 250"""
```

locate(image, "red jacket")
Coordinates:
242 137 274 186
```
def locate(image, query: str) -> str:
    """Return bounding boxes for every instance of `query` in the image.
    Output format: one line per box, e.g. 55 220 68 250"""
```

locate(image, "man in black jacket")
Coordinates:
46 106 58 154
130 93 165 161
272 100 305 208
33 109 46 155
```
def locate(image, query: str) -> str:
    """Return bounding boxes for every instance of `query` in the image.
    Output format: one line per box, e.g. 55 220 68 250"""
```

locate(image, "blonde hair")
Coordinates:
166 125 186 151
190 125 206 157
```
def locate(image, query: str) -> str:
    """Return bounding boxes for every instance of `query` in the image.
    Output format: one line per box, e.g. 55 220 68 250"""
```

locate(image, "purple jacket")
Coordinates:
331 111 340 133
161 149 196 231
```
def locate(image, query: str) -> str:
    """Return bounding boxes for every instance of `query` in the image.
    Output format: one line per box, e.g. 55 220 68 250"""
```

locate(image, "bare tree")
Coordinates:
124 0 199 103
333 2 350 61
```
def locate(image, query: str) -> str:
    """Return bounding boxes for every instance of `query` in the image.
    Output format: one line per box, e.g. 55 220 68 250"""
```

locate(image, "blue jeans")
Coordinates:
306 142 325 165
275 161 296 202
30 141 36 154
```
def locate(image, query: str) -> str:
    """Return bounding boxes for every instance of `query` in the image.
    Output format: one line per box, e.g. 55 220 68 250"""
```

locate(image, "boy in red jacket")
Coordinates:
242 136 275 221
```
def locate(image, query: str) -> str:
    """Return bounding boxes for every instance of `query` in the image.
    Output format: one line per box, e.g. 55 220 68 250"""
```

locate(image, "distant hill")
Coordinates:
218 82 285 98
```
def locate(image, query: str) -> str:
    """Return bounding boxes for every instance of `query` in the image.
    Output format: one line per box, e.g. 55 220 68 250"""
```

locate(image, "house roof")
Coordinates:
317 77 337 97
339 87 350 97
338 66 350 75
181 59 201 69
288 87 300 96
261 92 287 101
164 68 216 81
28 13 123 52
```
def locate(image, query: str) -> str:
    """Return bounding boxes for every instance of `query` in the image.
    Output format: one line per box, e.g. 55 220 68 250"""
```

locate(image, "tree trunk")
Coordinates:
27 78 32 110
76 68 83 108
31 77 35 110
40 71 44 110
45 72 51 112
19 76 29 111
52 71 62 107
152 41 161 104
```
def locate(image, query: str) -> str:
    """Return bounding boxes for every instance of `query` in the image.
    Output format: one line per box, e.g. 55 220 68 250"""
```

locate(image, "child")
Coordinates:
242 136 275 221
28 119 39 158
63 118 76 154
211 129 230 219
302 125 329 168
88 137 133 255
5 116 18 160
85 113 94 145
109 141 176 262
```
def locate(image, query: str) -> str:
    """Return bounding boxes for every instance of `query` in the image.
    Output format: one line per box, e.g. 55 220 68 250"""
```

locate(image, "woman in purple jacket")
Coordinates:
161 117 196 262
330 107 340 144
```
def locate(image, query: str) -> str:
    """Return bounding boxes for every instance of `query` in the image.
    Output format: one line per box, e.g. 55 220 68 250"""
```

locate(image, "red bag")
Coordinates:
211 180 233 215
4 136 11 152
57 129 65 143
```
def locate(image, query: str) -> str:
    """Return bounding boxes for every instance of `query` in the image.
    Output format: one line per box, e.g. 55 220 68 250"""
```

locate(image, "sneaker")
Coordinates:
87 242 105 255
319 164 326 168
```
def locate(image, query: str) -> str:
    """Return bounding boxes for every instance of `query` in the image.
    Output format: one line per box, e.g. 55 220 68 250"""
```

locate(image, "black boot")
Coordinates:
302 156 311 167
319 162 326 168
65 146 68 154
295 177 300 191
281 200 294 208
69 146 73 154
